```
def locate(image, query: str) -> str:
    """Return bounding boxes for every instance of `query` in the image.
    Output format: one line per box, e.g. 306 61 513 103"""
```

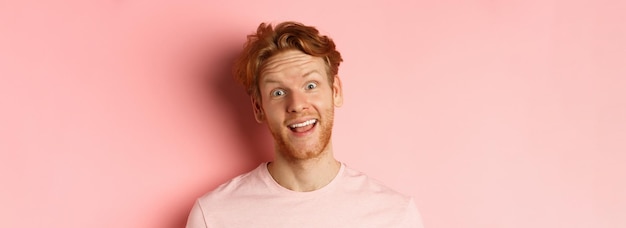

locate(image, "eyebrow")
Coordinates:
261 70 319 84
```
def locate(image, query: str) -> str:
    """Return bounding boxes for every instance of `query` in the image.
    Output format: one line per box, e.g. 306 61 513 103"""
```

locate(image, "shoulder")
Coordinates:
341 165 408 196
338 164 424 227
196 163 269 205
187 163 273 227
340 164 413 206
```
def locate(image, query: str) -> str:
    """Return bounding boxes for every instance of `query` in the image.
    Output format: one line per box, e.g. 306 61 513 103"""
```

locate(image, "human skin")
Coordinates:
251 49 344 192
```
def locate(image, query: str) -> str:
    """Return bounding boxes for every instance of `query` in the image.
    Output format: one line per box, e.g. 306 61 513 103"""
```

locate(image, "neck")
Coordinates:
268 145 341 192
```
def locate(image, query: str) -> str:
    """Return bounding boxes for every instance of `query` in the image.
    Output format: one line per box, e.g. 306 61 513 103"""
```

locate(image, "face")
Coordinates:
253 50 343 162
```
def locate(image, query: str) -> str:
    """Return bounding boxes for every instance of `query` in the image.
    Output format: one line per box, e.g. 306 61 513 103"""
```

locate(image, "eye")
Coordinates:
271 89 286 97
306 82 317 90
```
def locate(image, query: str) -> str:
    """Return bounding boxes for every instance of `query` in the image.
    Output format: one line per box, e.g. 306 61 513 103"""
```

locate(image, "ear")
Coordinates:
251 96 265 123
332 75 343 107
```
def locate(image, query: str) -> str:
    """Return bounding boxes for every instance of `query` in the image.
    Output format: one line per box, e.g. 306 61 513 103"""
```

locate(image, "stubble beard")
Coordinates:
270 109 334 162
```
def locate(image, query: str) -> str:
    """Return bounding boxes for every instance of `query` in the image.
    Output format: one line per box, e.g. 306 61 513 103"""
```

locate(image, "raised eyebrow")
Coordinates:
261 70 321 84
261 78 280 84
260 73 284 85
302 70 321 78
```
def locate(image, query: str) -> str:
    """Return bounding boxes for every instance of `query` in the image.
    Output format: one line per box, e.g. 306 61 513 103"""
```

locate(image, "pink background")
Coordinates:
1 0 625 227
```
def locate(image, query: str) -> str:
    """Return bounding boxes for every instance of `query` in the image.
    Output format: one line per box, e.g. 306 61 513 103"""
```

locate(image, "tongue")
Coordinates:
292 122 315 133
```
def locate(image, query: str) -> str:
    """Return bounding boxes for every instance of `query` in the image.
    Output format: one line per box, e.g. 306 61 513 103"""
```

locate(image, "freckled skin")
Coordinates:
253 50 343 162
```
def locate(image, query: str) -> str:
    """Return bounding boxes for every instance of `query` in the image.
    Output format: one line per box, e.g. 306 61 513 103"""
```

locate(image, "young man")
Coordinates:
186 21 424 227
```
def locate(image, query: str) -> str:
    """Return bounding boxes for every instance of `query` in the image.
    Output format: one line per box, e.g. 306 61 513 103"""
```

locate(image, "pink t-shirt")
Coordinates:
186 162 424 228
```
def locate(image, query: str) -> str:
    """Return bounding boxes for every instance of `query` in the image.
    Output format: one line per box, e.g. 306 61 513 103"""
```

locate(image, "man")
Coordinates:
186 21 424 227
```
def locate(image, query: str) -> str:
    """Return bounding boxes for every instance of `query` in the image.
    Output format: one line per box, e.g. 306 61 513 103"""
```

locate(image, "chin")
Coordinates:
286 137 335 160
271 119 334 162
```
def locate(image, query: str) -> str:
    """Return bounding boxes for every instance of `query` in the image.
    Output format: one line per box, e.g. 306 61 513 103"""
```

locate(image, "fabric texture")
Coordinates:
186 162 424 228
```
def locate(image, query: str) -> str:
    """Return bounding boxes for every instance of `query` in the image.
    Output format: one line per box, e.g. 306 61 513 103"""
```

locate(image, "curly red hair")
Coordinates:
233 21 343 99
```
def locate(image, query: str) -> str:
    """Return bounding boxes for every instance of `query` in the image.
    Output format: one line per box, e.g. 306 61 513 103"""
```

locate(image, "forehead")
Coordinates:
260 50 327 80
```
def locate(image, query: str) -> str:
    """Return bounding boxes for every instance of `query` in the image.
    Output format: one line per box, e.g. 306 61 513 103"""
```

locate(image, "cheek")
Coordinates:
262 103 283 120
313 93 335 107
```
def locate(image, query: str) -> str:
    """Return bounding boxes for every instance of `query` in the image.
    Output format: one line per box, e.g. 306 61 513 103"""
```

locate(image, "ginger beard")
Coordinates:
267 107 335 162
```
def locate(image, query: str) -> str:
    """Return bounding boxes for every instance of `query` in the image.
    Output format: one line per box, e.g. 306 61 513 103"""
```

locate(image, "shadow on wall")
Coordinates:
209 43 274 165
164 27 274 228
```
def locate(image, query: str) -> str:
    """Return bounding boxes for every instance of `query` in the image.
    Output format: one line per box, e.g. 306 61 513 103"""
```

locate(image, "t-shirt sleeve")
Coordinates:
185 200 208 228
403 198 425 228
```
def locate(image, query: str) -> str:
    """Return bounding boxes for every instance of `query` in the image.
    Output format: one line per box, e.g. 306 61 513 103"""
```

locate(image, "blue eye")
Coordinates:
271 89 285 97
306 82 317 90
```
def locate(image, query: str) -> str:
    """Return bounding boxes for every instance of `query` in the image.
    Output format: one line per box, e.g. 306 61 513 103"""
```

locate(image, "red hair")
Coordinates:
233 21 343 99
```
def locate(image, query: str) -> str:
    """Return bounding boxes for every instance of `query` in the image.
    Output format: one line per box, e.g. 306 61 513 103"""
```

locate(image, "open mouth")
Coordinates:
288 119 317 133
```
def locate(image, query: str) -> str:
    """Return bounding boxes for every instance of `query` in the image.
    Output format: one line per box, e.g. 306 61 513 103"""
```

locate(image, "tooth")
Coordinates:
290 119 316 128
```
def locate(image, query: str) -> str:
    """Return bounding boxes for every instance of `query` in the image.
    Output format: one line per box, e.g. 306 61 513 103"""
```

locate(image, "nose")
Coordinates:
287 90 309 113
